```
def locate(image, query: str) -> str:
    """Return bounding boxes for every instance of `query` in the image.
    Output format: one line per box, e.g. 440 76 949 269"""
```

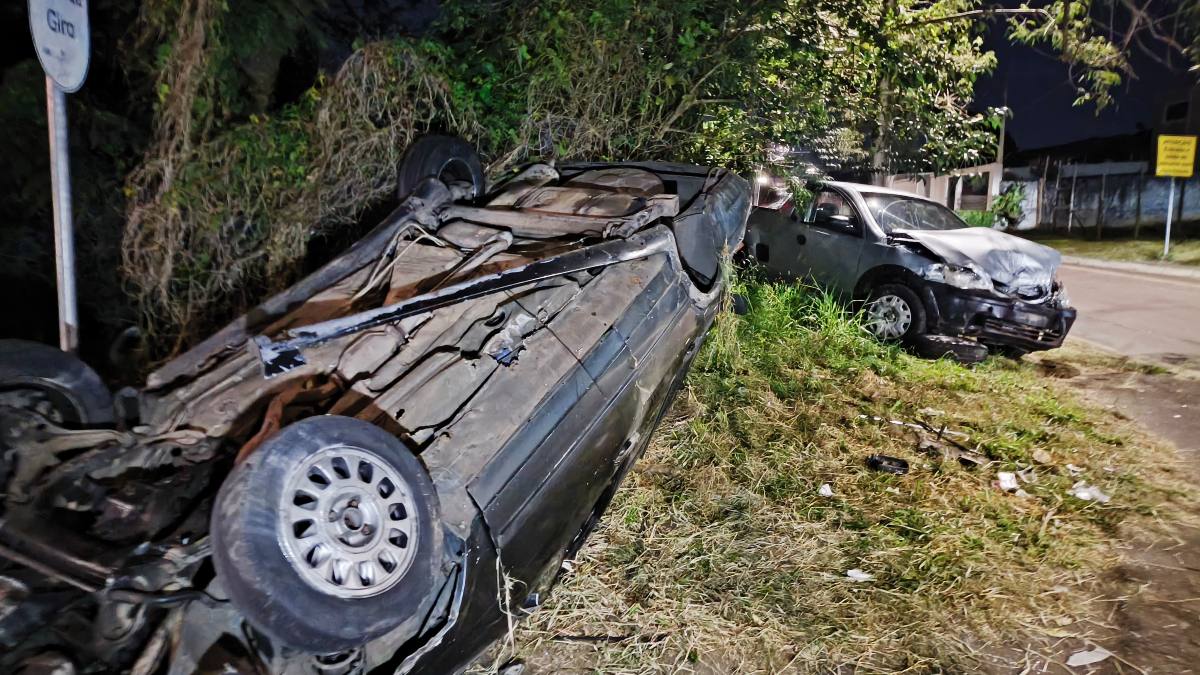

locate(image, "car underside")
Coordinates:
0 143 749 675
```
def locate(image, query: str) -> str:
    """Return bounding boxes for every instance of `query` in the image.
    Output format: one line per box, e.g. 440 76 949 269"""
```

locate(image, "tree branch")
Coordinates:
903 7 1052 27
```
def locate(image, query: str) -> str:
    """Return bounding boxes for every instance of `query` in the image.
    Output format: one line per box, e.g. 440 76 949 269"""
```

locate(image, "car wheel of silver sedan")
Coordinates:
864 283 926 343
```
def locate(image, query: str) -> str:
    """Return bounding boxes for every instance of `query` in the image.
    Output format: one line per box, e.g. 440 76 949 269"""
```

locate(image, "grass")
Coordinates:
956 210 996 228
1033 236 1200 266
486 276 1190 674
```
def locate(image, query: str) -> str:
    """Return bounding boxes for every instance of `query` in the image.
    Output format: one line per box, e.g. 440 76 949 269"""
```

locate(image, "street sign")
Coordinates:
29 0 90 351
28 0 90 93
1154 135 1196 259
1156 134 1196 178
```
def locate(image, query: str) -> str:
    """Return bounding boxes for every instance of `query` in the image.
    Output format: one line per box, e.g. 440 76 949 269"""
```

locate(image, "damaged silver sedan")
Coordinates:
0 137 749 674
744 181 1075 358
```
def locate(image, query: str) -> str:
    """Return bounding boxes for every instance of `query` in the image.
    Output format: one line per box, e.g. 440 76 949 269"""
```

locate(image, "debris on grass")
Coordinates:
996 471 1020 492
818 483 834 498
1069 481 1112 504
859 413 970 440
845 569 874 582
995 471 1033 498
1066 645 1113 667
866 454 909 475
921 437 988 467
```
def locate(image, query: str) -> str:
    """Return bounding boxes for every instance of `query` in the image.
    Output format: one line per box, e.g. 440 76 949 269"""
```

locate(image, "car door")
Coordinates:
792 187 867 293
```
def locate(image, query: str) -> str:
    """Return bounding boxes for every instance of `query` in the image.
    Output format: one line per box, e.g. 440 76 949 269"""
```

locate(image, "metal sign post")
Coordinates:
1155 134 1196 260
29 0 90 352
1164 178 1176 258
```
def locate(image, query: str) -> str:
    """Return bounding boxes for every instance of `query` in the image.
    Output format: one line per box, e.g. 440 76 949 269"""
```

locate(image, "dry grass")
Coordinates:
1034 236 1200 267
487 280 1190 674
123 14 479 354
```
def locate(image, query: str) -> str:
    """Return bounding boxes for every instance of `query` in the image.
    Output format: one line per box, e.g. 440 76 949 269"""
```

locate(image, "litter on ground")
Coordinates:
1068 481 1111 504
1065 645 1113 667
846 569 874 582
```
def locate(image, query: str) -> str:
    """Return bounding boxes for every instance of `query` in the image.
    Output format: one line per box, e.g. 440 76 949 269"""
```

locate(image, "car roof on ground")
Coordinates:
822 181 939 202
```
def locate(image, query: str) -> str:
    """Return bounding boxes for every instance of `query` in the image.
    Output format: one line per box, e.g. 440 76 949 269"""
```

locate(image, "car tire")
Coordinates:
211 416 444 653
397 135 485 201
0 339 113 426
911 334 989 365
864 284 926 344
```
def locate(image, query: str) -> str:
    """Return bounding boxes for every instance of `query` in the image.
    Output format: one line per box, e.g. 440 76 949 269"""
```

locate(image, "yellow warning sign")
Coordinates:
1157 135 1197 178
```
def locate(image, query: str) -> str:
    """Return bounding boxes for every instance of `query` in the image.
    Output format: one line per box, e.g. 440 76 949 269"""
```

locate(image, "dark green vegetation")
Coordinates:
502 280 1189 672
1 1 1196 362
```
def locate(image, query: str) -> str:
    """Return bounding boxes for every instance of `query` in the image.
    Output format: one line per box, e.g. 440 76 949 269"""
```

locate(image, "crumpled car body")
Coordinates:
743 180 1075 353
0 161 749 674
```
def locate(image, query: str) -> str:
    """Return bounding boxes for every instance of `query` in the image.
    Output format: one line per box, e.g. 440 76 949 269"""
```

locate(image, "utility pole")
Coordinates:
871 0 897 186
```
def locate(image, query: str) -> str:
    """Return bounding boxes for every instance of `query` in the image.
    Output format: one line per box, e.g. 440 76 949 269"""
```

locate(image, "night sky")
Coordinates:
974 11 1195 151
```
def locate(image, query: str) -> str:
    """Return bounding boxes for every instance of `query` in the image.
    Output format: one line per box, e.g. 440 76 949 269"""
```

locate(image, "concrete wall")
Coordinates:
1038 171 1200 232
886 162 1002 211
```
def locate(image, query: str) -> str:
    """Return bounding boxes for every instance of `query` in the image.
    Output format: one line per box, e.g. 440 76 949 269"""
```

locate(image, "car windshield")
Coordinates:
862 193 968 233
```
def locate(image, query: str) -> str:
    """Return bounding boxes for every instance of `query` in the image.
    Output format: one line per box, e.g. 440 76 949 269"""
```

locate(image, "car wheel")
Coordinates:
211 416 443 653
0 339 113 426
864 284 926 344
397 135 485 201
911 334 989 365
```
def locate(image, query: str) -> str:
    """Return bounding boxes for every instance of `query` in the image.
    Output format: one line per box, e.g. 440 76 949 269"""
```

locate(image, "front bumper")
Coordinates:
928 284 1077 352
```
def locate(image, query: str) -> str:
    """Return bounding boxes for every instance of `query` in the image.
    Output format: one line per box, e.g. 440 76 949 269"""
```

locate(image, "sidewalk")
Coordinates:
1060 254 1200 281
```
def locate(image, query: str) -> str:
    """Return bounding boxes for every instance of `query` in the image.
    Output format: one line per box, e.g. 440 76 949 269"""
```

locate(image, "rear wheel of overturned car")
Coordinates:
397 135 486 201
864 284 925 344
0 339 114 426
211 416 443 653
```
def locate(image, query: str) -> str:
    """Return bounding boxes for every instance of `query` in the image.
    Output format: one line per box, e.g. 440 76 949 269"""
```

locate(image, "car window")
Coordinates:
863 193 968 233
807 189 862 235
810 190 853 219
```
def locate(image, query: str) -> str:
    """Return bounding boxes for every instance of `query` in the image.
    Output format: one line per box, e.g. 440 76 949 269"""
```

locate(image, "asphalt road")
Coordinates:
1057 263 1200 361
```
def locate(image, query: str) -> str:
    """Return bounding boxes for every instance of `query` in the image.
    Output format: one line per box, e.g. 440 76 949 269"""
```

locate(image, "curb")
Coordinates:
1060 255 1200 281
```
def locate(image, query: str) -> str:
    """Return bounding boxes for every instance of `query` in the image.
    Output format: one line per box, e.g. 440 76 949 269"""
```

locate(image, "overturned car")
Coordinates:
0 138 749 674
744 181 1075 358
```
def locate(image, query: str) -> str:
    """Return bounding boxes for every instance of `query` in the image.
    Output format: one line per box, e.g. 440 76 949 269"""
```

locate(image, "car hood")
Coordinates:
894 227 1061 298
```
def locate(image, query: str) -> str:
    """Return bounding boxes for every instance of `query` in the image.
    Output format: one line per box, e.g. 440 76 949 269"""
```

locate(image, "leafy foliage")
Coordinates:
43 0 1197 355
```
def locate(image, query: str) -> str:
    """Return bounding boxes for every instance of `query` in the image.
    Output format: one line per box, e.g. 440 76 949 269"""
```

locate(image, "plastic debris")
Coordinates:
1069 481 1111 504
866 454 909 475
846 569 874 582
1065 645 1112 667
1066 463 1084 476
818 483 834 498
996 471 1019 492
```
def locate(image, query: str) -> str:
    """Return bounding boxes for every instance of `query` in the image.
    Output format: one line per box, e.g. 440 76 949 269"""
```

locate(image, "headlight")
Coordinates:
922 263 993 291
1052 280 1070 308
